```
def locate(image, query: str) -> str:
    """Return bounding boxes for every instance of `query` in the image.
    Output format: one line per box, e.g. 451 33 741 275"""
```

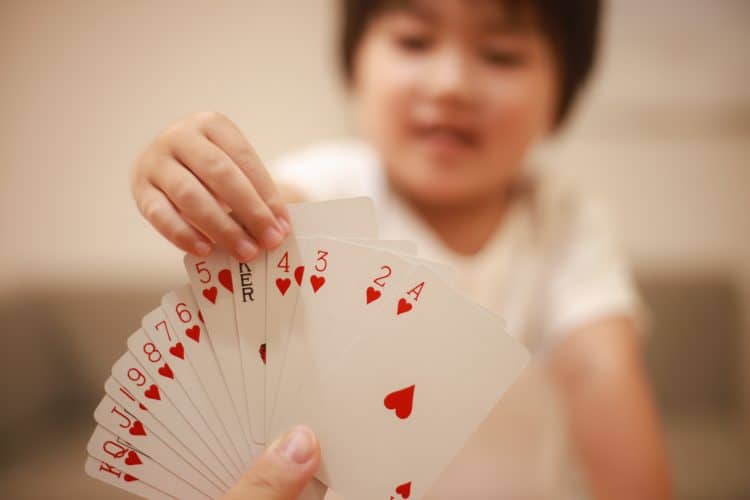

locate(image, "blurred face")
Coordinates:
351 0 559 207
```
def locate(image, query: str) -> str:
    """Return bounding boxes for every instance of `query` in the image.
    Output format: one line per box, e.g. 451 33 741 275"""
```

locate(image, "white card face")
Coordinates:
229 251 267 445
184 250 256 446
161 286 255 464
289 266 530 500
126 327 235 487
286 197 378 238
90 396 222 498
265 198 379 436
142 307 245 474
110 350 229 493
270 238 418 438
85 455 174 500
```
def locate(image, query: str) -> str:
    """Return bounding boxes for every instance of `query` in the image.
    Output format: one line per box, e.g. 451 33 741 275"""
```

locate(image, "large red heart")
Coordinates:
144 384 161 401
294 265 305 286
169 342 184 359
202 286 218 304
396 298 413 316
185 325 200 343
158 363 174 379
310 275 325 293
124 450 142 466
123 474 138 482
395 481 412 499
366 286 381 304
129 420 146 436
384 384 415 419
276 278 291 296
218 268 233 293
259 343 266 364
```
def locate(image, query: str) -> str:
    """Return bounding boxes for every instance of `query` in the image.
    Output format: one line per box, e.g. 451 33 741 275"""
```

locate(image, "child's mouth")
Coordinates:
412 124 479 154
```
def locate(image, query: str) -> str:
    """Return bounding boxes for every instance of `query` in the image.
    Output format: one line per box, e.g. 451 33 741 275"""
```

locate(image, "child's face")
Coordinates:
352 0 559 206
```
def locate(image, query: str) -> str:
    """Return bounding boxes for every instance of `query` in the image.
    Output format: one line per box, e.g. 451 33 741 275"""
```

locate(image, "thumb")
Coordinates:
224 426 321 500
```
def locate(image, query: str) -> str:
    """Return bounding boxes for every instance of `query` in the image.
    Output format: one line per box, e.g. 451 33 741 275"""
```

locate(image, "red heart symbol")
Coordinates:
294 265 305 286
185 325 200 343
129 420 146 436
310 275 325 293
276 278 291 296
384 384 415 419
397 298 412 316
144 384 161 401
259 343 266 364
198 310 204 323
366 286 381 304
169 342 184 359
158 363 174 379
202 286 218 304
395 481 412 499
123 474 138 482
124 450 142 466
218 268 233 293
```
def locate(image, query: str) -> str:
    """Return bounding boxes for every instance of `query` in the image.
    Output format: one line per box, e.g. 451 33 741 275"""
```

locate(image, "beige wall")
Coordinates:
1 0 748 361
1 0 747 289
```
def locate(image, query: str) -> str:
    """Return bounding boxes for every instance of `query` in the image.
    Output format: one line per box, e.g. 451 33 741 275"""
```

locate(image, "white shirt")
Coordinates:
272 139 642 499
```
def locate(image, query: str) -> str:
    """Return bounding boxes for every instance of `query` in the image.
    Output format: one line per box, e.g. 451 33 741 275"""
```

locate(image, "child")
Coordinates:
131 0 671 498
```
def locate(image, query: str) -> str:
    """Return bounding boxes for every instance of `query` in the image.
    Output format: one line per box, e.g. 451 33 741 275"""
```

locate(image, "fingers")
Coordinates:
134 182 213 257
224 426 321 500
149 158 260 262
199 113 292 227
171 131 288 250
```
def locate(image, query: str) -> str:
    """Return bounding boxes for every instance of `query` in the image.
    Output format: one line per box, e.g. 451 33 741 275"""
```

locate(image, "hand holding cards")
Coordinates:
85 198 529 500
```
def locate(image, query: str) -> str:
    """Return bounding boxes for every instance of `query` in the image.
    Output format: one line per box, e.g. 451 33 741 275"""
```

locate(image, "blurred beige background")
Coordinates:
1 0 749 499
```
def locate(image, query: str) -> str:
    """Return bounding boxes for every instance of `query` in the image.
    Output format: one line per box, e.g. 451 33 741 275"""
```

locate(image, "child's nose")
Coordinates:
421 46 477 106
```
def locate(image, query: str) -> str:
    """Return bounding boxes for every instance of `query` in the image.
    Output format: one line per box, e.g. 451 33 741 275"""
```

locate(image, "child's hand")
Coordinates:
131 112 291 262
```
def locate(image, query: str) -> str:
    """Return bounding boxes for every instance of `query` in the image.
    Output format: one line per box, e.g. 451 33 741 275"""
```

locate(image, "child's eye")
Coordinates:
395 33 432 52
481 48 525 67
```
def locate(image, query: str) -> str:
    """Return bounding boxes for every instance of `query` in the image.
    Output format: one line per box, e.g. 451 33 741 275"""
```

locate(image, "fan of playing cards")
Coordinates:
84 198 529 500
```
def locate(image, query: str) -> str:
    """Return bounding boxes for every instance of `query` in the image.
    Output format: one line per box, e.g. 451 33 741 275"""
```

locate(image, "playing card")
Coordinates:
110 350 229 493
103 376 226 488
229 250 267 445
91 395 223 498
161 285 255 464
283 266 530 500
184 250 256 448
127 327 236 486
232 237 414 446
265 198 378 436
84 455 173 500
269 237 419 438
140 307 240 482
86 425 209 499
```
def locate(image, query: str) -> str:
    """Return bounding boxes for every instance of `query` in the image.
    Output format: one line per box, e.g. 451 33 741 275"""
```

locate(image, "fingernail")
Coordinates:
278 426 315 464
236 239 258 261
262 225 284 248
194 240 211 257
277 216 291 235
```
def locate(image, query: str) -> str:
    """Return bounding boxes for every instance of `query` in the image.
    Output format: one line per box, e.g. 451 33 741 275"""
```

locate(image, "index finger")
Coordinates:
197 113 291 226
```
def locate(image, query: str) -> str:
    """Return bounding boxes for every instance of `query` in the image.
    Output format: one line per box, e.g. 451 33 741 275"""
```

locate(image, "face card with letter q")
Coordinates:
86 425 209 499
84 455 174 500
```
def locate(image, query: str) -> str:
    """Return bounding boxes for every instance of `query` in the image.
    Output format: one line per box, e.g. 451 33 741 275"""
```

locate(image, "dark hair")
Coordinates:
339 0 601 126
